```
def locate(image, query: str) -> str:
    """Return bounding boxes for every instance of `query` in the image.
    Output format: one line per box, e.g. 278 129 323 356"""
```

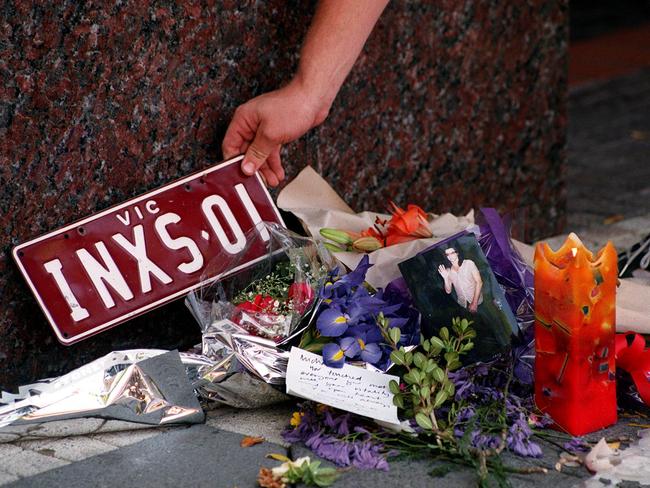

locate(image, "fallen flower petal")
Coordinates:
585 437 617 472
241 436 265 447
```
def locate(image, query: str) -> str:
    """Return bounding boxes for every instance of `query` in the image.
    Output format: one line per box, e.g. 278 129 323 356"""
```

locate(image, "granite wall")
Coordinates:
0 0 568 388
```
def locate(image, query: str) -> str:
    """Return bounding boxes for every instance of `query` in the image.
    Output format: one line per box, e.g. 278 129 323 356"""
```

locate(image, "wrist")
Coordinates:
290 71 335 126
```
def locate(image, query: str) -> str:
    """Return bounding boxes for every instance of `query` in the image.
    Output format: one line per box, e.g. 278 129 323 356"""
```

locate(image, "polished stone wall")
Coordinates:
0 0 567 388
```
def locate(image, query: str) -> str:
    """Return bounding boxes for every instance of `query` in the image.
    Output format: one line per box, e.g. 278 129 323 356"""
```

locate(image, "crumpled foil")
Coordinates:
0 350 204 429
182 222 333 408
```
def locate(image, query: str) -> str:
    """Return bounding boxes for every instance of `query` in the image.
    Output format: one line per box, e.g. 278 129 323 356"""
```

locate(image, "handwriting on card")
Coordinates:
286 347 400 425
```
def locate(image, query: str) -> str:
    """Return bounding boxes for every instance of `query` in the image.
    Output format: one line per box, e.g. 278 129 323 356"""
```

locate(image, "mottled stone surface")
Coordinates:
0 1 567 388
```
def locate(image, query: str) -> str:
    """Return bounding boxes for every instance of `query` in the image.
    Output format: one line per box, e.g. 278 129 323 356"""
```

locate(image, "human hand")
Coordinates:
469 301 478 313
222 79 329 187
437 265 449 279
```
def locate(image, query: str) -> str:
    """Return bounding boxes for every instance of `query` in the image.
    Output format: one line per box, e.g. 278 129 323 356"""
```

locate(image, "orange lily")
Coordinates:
320 201 432 253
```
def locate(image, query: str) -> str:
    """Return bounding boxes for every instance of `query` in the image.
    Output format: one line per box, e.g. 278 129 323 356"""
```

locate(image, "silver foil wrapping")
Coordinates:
0 350 204 429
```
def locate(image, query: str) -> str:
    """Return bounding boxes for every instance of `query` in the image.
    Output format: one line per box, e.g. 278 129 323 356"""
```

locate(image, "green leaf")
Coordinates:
466 329 477 339
423 360 435 374
389 379 400 395
407 370 418 384
393 394 405 409
313 467 340 487
432 367 445 383
444 381 455 398
390 350 405 366
447 360 462 371
444 351 459 364
389 327 401 345
430 337 445 351
415 412 433 430
303 336 330 353
439 327 450 341
433 390 448 408
402 371 416 384
413 352 426 369
461 318 469 330
404 351 413 367
422 339 430 353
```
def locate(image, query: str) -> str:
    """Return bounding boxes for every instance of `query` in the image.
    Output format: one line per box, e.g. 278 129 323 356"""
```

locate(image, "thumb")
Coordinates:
241 130 276 176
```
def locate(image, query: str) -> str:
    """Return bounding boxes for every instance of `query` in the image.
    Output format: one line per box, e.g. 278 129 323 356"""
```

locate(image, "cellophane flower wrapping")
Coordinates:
476 208 535 383
186 222 333 385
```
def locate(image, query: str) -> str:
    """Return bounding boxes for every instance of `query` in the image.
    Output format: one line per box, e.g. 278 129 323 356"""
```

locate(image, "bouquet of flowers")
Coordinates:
186 223 332 386
299 255 421 371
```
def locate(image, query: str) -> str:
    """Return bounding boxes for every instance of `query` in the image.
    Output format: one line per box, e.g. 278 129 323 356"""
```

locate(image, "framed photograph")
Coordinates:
398 233 518 363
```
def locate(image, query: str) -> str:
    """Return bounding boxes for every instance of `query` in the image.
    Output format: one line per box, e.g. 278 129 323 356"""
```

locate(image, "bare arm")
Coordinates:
469 262 483 312
438 265 452 294
222 0 389 186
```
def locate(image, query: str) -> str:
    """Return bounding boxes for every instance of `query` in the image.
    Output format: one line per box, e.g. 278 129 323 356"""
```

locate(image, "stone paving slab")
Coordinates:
204 402 296 447
0 417 174 444
15 436 117 462
89 428 164 448
5 424 287 488
0 444 69 479
0 404 294 486
567 67 650 231
0 474 18 486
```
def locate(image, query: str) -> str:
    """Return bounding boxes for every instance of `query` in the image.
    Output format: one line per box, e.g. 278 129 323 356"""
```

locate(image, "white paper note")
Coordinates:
286 347 400 425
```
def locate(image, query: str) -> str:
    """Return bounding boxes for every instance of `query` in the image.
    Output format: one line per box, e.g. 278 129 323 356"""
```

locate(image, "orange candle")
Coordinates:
534 233 617 435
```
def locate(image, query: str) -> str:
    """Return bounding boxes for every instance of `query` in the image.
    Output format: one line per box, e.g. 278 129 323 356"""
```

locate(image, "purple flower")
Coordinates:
322 343 346 368
351 442 389 471
282 403 390 471
506 413 542 458
359 340 382 364
321 255 372 300
339 336 361 358
563 437 590 454
315 258 420 369
317 308 350 337
309 435 352 466
471 431 502 450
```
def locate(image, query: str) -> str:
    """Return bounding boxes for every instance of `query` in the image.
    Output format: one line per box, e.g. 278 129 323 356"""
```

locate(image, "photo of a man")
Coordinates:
437 247 483 313
398 233 519 363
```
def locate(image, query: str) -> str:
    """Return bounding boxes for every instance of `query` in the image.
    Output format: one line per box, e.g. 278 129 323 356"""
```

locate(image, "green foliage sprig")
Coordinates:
379 315 475 431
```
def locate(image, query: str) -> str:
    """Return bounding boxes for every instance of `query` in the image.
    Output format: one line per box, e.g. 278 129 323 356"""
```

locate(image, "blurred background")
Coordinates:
566 0 650 238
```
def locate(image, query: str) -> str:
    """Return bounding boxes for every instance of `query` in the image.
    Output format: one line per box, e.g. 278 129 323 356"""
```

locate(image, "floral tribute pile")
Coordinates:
246 234 551 486
257 255 552 487
208 210 638 488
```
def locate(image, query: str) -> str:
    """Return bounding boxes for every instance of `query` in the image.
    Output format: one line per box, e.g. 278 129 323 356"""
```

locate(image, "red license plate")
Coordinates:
13 157 285 344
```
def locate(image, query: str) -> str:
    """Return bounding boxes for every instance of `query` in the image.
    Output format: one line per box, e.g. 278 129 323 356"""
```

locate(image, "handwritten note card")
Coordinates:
286 347 400 425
